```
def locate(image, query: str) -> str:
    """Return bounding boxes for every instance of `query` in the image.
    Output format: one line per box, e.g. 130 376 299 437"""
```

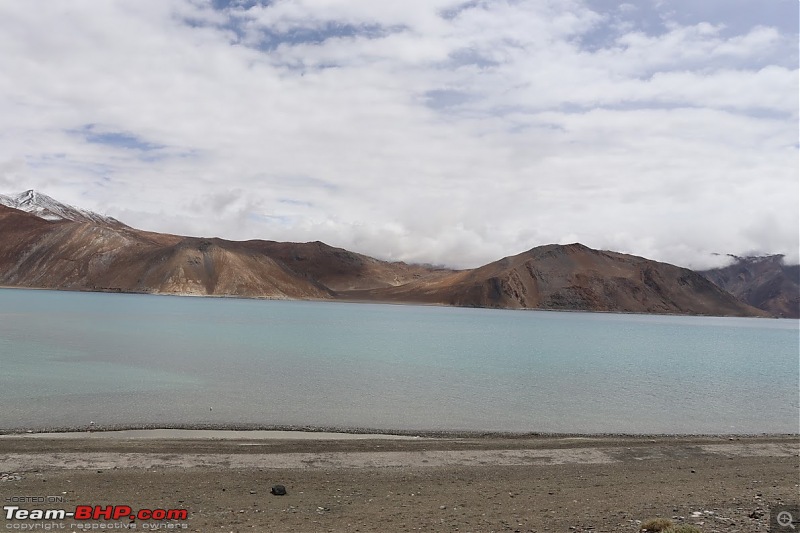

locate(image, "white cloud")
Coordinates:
0 0 796 269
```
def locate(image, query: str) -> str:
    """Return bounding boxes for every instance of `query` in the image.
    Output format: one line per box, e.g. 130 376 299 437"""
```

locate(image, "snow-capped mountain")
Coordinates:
0 189 127 227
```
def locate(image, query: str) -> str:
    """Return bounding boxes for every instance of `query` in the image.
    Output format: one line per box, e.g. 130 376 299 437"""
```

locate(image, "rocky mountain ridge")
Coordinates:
0 201 448 300
342 243 766 316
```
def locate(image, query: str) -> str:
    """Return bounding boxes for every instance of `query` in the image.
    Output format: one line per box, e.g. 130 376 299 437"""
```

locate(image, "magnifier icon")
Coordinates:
778 511 796 529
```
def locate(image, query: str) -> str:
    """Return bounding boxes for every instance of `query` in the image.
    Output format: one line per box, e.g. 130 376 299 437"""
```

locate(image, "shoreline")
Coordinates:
0 429 424 441
1 424 798 439
1 284 787 319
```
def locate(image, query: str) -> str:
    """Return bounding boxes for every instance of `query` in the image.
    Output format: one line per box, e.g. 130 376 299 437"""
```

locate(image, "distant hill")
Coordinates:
0 191 772 317
700 255 800 318
341 243 766 317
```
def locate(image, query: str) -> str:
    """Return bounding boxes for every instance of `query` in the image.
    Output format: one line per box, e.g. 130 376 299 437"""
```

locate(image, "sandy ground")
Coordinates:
0 432 797 532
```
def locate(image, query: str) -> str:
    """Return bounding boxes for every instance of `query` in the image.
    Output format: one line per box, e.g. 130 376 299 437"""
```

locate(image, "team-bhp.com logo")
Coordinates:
4 504 187 521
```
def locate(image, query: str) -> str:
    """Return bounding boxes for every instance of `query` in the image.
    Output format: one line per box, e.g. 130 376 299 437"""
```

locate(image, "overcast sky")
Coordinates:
0 0 797 269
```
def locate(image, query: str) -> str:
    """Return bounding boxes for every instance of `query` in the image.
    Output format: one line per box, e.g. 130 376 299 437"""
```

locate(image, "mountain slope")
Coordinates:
700 255 799 318
0 204 442 299
341 243 766 317
244 240 451 291
0 205 330 298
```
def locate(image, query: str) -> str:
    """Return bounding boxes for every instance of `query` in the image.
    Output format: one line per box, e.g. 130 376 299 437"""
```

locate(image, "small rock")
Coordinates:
271 484 287 496
249 490 256 495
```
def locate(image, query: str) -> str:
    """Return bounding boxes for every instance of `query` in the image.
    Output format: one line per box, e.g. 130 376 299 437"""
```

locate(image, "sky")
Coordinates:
0 0 797 269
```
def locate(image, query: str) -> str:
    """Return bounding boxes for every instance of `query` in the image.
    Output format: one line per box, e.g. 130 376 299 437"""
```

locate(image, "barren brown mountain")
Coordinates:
0 200 768 317
342 243 767 317
0 204 445 299
241 240 450 291
701 255 800 318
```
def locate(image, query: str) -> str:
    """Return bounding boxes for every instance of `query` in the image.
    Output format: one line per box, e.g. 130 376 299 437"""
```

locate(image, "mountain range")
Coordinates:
0 190 795 318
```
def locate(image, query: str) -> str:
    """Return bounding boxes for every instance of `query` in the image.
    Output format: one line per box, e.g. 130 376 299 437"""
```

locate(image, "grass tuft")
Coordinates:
640 518 674 532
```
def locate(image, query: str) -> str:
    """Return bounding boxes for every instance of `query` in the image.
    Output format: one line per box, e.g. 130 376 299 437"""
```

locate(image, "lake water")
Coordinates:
0 288 797 434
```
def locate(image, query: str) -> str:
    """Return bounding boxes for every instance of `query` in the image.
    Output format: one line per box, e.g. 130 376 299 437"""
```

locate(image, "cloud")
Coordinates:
0 0 796 269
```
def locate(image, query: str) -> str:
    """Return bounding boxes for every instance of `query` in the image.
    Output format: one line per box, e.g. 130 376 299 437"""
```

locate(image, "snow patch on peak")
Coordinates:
0 189 128 227
16 189 37 203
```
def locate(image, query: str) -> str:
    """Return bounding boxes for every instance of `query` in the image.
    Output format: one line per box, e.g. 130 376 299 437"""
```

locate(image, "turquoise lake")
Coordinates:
0 288 797 434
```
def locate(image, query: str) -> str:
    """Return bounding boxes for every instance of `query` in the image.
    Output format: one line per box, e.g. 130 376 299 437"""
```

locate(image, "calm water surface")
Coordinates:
0 288 797 434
